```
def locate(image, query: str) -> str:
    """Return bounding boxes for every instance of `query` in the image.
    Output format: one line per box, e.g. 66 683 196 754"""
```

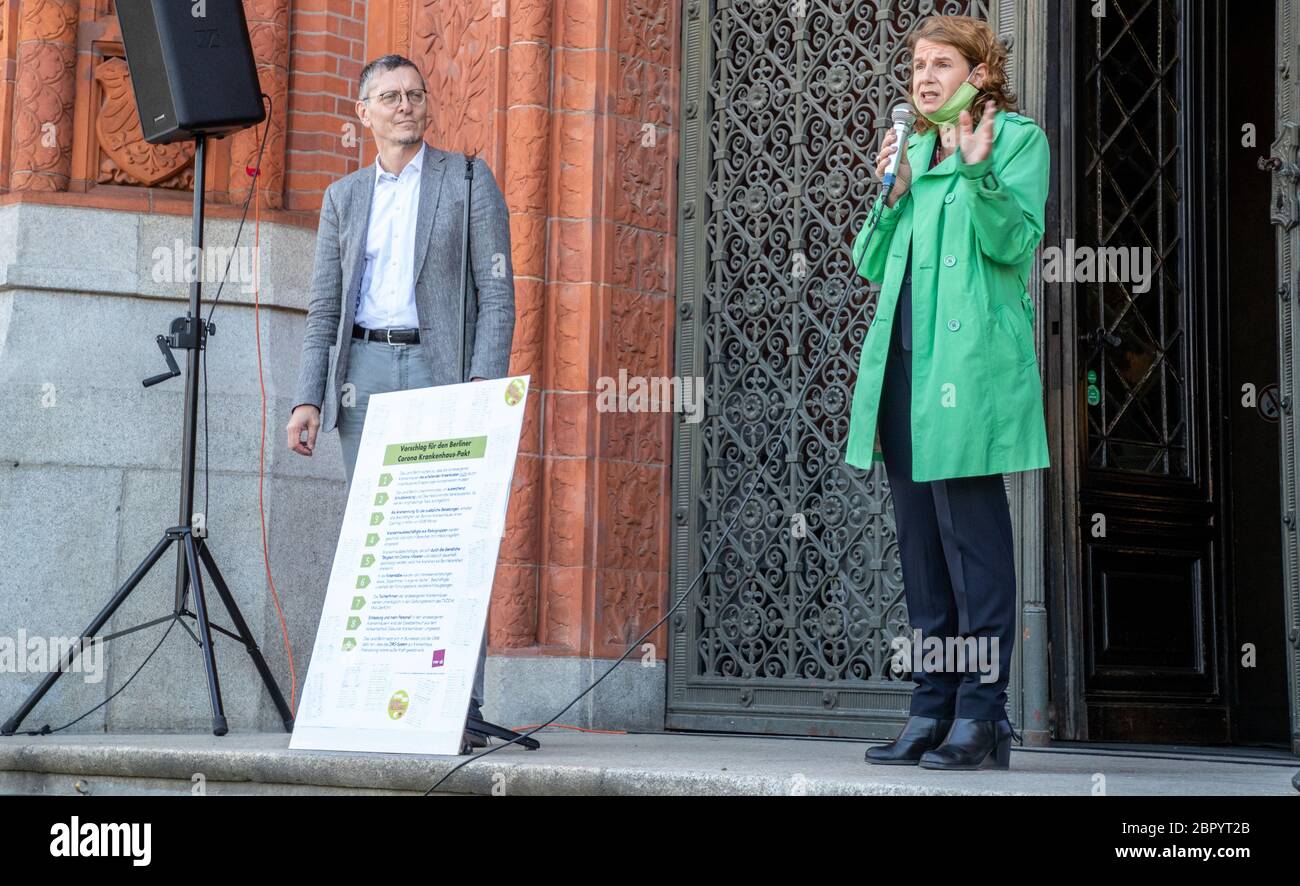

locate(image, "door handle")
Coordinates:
1078 325 1121 359
1259 155 1300 177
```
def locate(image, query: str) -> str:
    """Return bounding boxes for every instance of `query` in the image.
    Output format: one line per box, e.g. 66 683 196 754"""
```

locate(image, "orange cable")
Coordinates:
250 166 297 714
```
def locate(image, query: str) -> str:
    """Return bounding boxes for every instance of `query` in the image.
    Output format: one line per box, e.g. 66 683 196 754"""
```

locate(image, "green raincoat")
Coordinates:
844 109 1051 481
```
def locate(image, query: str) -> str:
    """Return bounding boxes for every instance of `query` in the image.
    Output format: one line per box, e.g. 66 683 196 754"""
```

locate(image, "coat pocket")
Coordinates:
993 302 1037 367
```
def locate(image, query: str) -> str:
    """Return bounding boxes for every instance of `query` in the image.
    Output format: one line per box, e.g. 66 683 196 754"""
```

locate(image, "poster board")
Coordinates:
290 375 529 755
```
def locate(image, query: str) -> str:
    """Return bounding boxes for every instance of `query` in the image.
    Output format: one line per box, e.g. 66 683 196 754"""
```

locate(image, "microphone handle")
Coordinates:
882 121 910 189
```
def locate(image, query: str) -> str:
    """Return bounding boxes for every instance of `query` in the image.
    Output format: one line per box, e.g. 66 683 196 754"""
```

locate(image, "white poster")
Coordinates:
290 375 530 755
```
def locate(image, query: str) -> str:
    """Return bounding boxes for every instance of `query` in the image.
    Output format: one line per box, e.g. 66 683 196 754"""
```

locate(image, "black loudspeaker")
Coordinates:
116 0 265 144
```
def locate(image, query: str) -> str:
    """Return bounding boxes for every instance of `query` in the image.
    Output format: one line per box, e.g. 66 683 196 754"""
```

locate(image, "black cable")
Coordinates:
12 619 179 736
426 183 895 794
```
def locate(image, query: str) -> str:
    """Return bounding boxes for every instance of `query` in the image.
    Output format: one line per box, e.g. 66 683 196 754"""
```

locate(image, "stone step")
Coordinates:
1 731 1296 796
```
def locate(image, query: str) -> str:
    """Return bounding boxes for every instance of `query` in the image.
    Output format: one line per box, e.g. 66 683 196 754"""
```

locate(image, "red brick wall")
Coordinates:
284 0 368 211
364 0 680 661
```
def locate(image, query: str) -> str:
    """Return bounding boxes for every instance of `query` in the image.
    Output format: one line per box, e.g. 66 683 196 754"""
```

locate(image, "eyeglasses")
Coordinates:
363 88 428 109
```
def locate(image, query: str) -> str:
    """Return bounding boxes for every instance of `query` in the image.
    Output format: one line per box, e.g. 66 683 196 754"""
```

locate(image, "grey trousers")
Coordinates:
337 334 487 718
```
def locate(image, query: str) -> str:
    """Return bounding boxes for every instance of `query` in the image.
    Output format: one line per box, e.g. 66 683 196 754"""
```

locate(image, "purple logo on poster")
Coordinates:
431 649 445 668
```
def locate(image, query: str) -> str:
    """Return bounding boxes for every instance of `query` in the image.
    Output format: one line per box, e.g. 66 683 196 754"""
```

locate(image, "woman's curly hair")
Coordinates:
906 15 1019 135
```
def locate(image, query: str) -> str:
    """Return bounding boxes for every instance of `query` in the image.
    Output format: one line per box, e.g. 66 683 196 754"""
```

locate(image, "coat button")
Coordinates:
944 193 955 204
947 318 961 332
943 255 957 267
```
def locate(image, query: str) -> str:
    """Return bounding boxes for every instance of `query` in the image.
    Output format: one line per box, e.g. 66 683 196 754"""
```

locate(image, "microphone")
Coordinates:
882 104 916 190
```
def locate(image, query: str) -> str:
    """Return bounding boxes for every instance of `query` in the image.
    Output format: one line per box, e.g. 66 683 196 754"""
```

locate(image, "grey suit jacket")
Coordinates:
292 143 516 434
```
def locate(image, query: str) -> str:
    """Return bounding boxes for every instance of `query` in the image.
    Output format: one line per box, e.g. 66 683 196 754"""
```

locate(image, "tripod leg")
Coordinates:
2 533 176 736
183 532 228 736
196 539 295 732
466 716 541 750
177 549 191 614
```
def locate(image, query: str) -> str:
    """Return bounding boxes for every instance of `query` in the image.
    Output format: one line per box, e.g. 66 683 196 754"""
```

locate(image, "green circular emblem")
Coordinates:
504 378 526 406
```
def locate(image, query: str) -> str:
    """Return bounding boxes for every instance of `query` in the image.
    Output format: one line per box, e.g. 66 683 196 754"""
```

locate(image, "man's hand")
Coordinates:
287 404 321 456
958 100 998 166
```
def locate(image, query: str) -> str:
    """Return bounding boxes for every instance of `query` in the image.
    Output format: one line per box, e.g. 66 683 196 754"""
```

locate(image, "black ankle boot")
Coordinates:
917 716 1019 770
864 715 954 765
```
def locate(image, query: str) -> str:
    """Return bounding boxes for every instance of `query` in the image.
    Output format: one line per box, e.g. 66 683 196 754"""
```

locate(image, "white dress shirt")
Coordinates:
354 143 424 330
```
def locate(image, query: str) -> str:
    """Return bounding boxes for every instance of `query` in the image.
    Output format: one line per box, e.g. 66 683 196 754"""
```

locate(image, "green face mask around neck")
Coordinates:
911 71 980 126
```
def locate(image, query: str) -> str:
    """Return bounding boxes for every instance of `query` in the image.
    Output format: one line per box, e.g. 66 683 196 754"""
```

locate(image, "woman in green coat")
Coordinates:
851 16 1049 771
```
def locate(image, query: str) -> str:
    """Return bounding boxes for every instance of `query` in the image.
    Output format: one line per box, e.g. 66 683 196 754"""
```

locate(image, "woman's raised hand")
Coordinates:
958 100 998 166
875 127 912 207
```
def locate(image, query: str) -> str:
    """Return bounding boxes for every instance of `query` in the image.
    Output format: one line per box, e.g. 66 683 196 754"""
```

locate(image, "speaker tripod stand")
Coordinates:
1 135 294 738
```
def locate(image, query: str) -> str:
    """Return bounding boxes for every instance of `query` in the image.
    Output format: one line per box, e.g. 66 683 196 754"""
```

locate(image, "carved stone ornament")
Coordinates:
94 57 194 187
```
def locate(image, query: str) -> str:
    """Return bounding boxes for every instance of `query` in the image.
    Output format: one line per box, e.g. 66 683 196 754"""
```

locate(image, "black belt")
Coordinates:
353 323 420 344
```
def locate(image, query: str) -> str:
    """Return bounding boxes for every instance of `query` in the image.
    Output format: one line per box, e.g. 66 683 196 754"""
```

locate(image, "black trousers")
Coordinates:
876 303 1017 721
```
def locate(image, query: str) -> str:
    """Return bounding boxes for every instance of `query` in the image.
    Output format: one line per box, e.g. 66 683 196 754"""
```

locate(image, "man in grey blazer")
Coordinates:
286 54 515 750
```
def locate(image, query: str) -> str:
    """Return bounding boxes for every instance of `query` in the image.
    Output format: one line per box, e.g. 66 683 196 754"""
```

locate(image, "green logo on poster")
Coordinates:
374 492 388 506
504 378 526 406
365 533 380 547
341 637 357 652
370 512 385 526
356 575 370 589
360 554 375 567
378 473 393 487
388 690 410 720
346 616 361 630
351 595 366 610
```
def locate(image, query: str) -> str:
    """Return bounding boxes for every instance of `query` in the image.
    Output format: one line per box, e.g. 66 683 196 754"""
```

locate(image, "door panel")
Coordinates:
1074 0 1229 741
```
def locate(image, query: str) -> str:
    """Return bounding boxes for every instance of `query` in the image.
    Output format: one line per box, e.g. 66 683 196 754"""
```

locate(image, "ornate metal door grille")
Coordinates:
1079 0 1189 476
670 0 1001 737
